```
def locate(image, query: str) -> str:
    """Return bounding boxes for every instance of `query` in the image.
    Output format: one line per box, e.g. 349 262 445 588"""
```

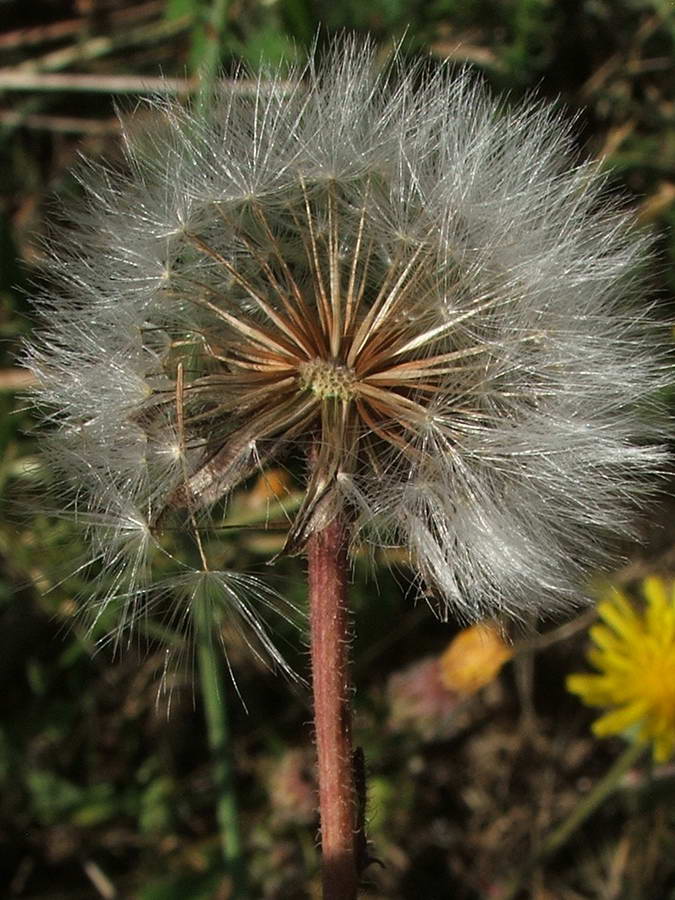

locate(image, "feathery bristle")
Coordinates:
25 36 670 658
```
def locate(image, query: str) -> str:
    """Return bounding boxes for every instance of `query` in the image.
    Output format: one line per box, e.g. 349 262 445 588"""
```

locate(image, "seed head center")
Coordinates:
298 358 357 401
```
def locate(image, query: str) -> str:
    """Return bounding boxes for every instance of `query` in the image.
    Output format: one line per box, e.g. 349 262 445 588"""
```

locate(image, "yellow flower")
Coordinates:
567 578 675 763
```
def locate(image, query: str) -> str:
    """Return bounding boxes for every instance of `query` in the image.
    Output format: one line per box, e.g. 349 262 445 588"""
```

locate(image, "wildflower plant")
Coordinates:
26 36 669 898
503 579 675 899
568 578 675 763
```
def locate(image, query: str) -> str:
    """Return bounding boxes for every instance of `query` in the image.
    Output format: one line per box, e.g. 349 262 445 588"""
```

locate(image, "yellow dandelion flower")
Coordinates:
567 578 675 763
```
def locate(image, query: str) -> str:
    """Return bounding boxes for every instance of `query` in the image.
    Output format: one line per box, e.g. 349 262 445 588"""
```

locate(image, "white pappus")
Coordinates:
25 36 670 667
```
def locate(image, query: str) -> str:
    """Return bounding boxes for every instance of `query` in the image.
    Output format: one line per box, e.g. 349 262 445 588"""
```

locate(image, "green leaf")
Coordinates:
279 0 316 45
26 770 123 827
138 775 176 834
71 783 120 826
26 770 84 825
165 0 201 19
240 28 301 70
165 0 210 72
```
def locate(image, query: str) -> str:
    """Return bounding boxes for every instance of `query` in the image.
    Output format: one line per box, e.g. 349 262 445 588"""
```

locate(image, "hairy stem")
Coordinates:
194 598 247 897
308 516 358 899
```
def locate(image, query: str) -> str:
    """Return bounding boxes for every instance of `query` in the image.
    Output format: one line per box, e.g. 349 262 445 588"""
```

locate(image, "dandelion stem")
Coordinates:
194 597 247 897
308 515 358 900
500 739 646 899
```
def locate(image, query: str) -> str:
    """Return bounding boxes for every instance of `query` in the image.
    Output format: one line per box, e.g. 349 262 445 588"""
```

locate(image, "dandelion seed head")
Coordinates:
26 36 670 657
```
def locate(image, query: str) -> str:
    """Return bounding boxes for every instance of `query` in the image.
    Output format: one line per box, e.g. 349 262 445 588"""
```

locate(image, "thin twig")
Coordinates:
0 2 166 51
8 17 193 75
0 17 85 51
0 71 293 96
0 110 121 135
0 369 37 392
516 607 598 653
0 71 192 96
82 860 116 899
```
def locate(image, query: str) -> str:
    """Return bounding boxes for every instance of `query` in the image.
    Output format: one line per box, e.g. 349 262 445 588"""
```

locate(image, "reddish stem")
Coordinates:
308 516 358 900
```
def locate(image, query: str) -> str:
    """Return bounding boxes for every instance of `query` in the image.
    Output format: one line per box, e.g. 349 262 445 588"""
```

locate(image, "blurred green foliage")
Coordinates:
0 0 674 897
